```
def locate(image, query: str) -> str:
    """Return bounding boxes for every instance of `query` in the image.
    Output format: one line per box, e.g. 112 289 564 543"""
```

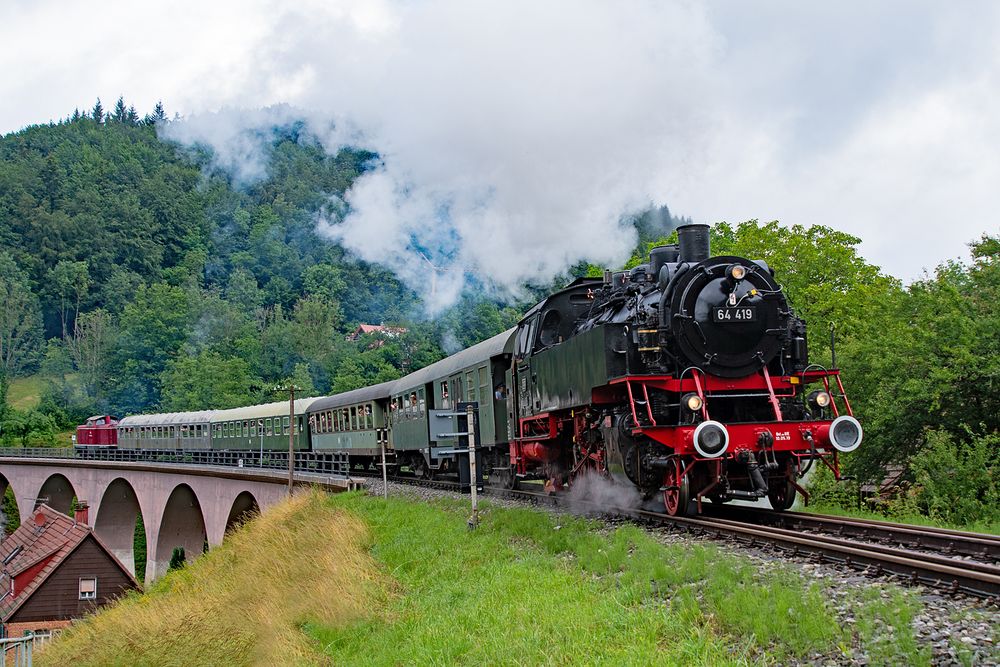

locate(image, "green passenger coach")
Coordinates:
117 411 217 450
306 381 394 467
389 329 515 477
209 399 317 452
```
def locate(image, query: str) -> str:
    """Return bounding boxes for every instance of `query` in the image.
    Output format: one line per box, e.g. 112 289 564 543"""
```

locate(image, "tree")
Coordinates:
91 98 104 124
159 350 260 411
111 97 128 124
70 309 116 400
0 252 43 378
109 283 192 412
50 260 90 339
168 546 186 572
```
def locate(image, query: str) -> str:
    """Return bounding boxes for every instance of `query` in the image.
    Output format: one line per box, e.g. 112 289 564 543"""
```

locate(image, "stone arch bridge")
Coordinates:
0 457 355 586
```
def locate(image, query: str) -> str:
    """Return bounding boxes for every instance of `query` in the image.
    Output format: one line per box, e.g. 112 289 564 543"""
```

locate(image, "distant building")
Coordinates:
346 324 408 348
0 503 139 646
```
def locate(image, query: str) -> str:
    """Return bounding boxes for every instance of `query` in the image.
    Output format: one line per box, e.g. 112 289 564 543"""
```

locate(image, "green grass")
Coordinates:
311 493 851 665
847 585 931 666
40 490 944 666
807 501 1000 536
7 374 45 410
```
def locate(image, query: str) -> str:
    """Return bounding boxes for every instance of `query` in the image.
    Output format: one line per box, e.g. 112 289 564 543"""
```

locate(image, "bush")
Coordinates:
806 462 860 510
0 409 57 447
910 430 999 526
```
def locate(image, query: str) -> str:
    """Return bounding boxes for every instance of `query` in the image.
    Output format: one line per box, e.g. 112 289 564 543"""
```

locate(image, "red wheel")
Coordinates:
663 458 691 516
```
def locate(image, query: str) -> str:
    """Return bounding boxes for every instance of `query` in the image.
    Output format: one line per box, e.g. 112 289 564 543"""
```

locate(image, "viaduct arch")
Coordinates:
0 460 352 587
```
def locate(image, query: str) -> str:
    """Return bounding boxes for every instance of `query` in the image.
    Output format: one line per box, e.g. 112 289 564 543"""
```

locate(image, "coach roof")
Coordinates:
391 328 515 394
118 410 216 427
307 381 396 413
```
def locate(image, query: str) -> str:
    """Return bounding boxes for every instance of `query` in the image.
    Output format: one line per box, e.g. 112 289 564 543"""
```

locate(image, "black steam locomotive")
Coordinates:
506 223 861 514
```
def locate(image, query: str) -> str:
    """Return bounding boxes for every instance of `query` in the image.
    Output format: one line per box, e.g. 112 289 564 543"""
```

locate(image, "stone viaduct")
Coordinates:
0 458 355 587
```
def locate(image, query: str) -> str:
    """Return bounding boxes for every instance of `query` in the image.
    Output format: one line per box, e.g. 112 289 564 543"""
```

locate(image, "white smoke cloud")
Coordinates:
157 1 729 310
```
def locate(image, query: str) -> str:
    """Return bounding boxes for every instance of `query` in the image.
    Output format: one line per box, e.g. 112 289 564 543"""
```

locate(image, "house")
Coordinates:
0 503 139 645
346 324 408 347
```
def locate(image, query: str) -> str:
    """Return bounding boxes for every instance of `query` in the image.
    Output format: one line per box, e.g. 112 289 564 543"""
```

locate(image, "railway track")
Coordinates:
706 505 1000 563
355 468 1000 599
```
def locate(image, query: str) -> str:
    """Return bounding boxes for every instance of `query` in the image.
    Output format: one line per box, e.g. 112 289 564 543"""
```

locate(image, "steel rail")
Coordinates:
704 505 1000 563
630 509 1000 599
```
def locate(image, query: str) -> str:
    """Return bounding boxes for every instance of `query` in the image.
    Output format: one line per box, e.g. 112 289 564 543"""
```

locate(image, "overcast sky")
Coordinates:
2 0 998 291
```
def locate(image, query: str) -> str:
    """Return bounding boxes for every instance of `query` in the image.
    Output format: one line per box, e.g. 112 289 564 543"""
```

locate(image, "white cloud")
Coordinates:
2 0 999 302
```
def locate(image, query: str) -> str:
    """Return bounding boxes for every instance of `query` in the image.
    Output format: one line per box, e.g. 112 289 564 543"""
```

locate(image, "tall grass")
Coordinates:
38 489 386 666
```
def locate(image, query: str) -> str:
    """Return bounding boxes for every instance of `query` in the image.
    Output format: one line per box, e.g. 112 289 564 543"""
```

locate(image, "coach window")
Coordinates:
283 416 290 435
417 389 425 415
366 404 374 429
181 425 188 439
250 420 257 437
347 406 355 430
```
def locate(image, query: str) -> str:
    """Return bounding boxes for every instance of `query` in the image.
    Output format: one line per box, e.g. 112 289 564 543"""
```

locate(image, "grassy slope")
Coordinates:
37 490 385 666
38 490 956 666
7 375 44 410
313 493 932 666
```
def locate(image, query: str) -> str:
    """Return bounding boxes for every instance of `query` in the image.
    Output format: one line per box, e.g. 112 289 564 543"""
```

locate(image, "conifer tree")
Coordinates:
112 96 128 123
91 98 104 124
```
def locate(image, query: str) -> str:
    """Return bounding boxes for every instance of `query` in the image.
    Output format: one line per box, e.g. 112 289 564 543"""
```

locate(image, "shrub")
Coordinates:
910 429 999 526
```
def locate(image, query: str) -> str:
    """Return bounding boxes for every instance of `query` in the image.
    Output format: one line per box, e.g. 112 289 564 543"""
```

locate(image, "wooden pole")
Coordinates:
467 403 478 529
380 436 389 500
288 386 296 495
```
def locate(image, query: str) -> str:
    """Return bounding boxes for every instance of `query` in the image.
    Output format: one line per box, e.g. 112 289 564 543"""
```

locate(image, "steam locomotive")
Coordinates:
82 224 861 516
502 223 861 514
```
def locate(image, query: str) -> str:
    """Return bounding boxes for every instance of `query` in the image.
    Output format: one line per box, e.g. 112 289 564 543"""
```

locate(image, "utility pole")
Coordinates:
467 403 479 529
275 383 301 496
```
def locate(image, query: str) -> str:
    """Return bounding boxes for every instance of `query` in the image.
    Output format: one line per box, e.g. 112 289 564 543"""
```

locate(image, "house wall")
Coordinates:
4 618 72 638
8 537 136 623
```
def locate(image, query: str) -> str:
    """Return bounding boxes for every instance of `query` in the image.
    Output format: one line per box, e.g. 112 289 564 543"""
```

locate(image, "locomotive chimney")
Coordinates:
677 224 711 263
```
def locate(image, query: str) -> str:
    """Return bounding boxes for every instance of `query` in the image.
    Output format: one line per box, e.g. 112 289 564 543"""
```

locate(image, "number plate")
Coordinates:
712 306 757 323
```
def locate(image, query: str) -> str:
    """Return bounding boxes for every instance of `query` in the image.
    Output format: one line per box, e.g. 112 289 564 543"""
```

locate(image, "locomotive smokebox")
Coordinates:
677 224 711 264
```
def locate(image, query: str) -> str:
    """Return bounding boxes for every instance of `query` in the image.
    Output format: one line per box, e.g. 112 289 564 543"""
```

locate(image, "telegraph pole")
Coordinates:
275 383 301 496
288 385 295 495
467 403 479 529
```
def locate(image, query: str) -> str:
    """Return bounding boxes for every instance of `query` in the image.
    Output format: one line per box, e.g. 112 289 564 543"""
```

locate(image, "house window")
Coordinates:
79 577 97 600
28 628 53 646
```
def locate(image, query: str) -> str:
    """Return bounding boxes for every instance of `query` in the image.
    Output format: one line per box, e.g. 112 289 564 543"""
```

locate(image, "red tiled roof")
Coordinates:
0 505 137 621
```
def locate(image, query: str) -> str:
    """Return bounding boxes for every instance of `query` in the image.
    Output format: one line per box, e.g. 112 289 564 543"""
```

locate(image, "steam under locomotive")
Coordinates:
83 224 861 516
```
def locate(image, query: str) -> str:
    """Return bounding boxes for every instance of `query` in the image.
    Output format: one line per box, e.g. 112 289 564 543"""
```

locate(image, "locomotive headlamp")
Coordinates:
808 390 832 410
828 415 863 452
693 420 730 458
726 264 747 281
682 393 703 412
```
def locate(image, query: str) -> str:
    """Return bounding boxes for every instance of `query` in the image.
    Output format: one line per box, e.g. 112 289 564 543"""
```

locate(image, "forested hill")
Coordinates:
0 100 687 429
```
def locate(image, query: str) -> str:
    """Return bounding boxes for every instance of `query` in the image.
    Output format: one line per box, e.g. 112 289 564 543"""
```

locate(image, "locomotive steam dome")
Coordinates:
668 254 788 378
